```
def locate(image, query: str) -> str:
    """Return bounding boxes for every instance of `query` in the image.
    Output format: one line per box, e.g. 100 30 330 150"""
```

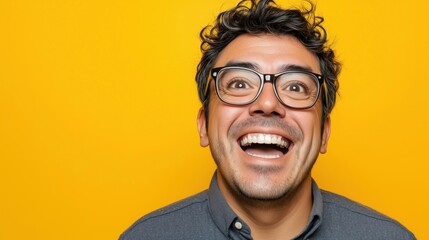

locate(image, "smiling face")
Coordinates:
198 34 330 202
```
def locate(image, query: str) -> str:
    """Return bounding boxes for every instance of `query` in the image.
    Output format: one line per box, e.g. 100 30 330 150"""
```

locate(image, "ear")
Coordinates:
320 115 331 154
197 107 209 147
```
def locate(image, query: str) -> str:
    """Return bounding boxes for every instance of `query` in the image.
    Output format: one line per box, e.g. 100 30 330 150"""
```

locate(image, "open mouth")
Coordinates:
239 133 291 159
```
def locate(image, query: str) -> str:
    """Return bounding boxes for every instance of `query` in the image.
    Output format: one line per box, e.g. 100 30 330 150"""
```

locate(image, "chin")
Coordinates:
232 165 312 202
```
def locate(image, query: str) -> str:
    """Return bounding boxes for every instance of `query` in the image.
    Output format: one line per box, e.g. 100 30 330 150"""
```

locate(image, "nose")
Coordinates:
249 83 286 117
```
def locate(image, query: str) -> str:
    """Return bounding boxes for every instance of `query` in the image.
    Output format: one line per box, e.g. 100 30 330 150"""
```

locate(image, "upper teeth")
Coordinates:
240 133 290 148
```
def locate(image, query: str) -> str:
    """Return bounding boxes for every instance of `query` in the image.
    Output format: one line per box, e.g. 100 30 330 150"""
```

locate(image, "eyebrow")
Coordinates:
279 64 314 73
223 61 260 70
223 61 315 73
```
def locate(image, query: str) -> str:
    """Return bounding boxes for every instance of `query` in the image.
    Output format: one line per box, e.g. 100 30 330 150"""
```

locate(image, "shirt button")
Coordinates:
234 221 243 230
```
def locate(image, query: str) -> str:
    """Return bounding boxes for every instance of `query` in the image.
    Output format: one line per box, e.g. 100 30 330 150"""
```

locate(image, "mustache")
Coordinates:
229 116 303 141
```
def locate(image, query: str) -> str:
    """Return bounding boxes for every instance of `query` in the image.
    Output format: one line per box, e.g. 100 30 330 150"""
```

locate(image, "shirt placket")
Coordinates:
228 218 252 240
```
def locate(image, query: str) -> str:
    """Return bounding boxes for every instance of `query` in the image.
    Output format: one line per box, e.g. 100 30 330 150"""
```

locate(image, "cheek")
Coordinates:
290 109 323 144
207 104 245 161
208 103 245 139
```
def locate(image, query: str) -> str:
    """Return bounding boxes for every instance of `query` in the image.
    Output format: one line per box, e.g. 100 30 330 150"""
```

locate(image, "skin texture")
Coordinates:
197 34 331 239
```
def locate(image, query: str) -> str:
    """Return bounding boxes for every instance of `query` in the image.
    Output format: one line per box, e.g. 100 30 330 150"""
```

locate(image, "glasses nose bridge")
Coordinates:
257 73 281 102
249 72 285 116
261 73 275 83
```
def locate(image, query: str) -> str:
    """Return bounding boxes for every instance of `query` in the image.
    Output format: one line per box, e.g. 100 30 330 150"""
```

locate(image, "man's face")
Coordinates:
198 34 330 201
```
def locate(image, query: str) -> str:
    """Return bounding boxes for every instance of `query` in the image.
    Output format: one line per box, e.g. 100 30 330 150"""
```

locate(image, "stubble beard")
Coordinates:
232 151 313 203
210 116 315 203
212 140 314 204
233 165 296 202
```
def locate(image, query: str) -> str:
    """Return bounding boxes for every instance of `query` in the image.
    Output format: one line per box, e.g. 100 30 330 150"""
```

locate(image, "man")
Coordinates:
120 0 415 239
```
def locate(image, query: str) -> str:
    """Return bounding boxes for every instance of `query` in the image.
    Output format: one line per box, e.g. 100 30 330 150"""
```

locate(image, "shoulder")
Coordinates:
119 190 214 240
317 190 415 239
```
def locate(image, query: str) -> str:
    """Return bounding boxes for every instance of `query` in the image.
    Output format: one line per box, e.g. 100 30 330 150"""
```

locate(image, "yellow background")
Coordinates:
1 0 428 239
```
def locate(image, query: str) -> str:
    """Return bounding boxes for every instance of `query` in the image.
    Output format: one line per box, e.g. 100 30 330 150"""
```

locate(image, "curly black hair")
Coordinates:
196 0 341 121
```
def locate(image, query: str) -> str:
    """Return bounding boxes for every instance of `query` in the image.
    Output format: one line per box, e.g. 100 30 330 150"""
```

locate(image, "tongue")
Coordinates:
244 144 284 159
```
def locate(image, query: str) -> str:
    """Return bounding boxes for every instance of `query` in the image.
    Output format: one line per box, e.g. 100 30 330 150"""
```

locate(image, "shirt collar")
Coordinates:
293 179 323 239
208 172 324 239
207 172 241 235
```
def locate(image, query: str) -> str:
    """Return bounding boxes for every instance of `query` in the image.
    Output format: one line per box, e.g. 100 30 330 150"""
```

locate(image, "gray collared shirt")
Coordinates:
120 173 415 240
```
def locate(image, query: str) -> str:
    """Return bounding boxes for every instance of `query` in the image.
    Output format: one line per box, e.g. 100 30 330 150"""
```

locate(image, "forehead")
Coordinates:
214 34 321 74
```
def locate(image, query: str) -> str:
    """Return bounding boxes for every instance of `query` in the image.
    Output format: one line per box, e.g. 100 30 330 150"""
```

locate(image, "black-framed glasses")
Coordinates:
203 66 325 109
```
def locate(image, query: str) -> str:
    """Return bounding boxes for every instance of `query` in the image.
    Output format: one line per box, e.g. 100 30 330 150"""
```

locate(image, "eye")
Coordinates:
286 82 308 93
227 79 251 89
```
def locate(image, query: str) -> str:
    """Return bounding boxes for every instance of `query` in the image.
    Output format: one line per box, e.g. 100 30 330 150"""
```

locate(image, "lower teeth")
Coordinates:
247 152 281 159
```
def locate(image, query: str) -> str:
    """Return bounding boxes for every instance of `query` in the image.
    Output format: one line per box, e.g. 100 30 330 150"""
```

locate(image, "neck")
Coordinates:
219 175 313 240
